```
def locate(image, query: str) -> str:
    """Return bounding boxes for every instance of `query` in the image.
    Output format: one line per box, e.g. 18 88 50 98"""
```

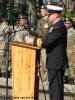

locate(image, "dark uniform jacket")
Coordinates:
42 20 69 70
34 20 69 70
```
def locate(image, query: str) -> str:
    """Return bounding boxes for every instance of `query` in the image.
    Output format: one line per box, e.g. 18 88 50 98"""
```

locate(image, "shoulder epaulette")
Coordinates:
54 26 60 29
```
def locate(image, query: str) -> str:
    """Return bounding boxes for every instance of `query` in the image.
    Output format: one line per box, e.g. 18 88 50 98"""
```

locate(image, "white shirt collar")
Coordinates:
53 19 61 25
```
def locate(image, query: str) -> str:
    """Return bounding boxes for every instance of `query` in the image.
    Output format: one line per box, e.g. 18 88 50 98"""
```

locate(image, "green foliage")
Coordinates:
72 67 75 73
62 12 75 19
71 0 75 1
36 12 42 19
7 4 18 13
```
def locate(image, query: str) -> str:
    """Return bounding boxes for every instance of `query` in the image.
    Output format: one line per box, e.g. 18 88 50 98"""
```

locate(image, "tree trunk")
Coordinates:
27 0 36 25
1 0 8 17
9 0 14 11
19 0 37 25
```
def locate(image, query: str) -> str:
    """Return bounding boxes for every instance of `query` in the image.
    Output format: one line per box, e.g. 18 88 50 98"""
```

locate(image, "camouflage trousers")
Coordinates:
40 48 48 82
0 49 6 73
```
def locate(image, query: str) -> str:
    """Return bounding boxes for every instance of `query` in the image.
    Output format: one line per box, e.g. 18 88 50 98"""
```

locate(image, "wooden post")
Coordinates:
10 42 40 100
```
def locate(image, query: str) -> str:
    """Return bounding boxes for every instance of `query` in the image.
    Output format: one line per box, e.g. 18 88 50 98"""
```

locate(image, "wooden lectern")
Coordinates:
11 42 40 100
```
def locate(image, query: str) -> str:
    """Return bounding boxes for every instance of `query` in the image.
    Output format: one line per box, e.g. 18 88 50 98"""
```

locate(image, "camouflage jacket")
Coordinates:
14 26 29 42
67 27 75 67
0 23 9 49
67 27 75 41
36 18 51 36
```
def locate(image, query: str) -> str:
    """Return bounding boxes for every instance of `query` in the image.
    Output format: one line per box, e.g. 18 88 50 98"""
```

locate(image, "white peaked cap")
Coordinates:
47 5 63 14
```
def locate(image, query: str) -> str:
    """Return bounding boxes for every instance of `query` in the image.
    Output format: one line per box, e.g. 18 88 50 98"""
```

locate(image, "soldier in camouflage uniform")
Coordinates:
64 19 75 41
14 16 29 42
0 14 5 76
3 18 13 76
64 19 75 80
0 16 11 76
36 4 51 83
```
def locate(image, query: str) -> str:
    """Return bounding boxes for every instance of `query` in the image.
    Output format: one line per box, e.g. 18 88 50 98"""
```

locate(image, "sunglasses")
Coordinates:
65 23 71 24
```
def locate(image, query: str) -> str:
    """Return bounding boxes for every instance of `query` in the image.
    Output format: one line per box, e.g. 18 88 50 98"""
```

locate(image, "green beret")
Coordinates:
41 4 47 10
23 16 28 20
20 15 28 20
64 18 73 23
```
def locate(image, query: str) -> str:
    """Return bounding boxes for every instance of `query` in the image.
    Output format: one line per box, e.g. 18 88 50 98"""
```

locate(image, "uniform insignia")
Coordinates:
44 23 48 28
54 26 60 29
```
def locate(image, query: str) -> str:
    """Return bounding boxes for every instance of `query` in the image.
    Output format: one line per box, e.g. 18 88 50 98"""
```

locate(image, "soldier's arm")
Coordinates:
36 20 42 35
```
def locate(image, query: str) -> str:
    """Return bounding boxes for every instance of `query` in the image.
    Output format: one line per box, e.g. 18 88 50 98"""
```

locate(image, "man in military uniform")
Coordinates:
36 4 51 83
64 19 75 79
25 5 69 100
2 18 13 76
0 16 10 76
14 16 29 42
64 18 75 41
0 14 5 76
36 4 51 36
